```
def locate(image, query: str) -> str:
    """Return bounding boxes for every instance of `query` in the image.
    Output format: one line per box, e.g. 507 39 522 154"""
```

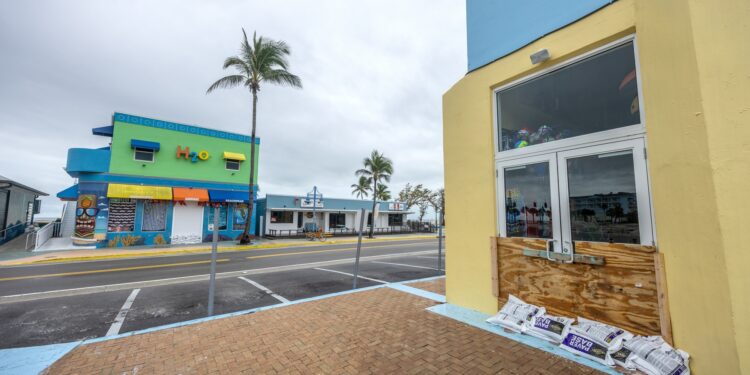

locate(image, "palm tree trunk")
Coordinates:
240 90 258 244
369 180 377 238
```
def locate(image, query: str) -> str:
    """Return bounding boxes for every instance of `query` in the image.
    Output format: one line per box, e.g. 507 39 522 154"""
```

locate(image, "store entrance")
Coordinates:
496 138 653 254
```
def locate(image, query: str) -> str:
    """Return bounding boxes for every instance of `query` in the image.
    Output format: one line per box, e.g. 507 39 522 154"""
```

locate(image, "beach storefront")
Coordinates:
443 0 749 373
57 113 258 248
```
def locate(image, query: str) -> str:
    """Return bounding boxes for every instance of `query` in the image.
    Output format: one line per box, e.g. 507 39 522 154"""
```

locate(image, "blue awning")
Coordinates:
208 189 248 203
92 126 114 137
57 184 79 201
131 139 161 151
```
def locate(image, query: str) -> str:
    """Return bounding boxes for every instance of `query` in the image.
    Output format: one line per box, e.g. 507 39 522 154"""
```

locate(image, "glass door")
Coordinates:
497 139 654 252
496 153 562 252
557 139 653 249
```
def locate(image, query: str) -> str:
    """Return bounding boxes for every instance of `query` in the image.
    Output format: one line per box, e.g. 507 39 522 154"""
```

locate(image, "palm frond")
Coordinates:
206 75 247 94
264 69 302 88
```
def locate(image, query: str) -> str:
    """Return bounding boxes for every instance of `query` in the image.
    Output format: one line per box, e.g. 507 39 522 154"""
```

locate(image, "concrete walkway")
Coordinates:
40 278 604 375
0 234 438 266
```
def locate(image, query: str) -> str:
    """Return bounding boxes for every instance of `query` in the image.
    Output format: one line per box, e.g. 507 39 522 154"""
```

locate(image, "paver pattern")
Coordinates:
45 287 602 374
407 278 445 295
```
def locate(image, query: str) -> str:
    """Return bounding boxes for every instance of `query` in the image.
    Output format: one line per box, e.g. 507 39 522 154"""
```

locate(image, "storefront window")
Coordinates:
388 214 403 226
497 42 640 152
142 201 167 232
207 205 228 230
108 199 136 232
233 204 248 230
503 162 553 239
329 213 346 228
270 211 293 224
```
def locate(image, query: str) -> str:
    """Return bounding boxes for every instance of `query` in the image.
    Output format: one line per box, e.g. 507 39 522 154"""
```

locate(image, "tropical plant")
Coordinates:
375 184 391 201
397 183 429 211
351 176 371 199
428 188 445 226
207 29 302 244
417 200 430 222
355 150 393 238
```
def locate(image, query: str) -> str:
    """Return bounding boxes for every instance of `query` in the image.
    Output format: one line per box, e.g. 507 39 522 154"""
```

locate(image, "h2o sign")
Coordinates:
176 146 209 163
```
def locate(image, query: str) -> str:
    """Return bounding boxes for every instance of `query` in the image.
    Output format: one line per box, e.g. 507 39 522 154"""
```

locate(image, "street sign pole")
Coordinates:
437 209 443 273
207 204 219 316
353 208 366 289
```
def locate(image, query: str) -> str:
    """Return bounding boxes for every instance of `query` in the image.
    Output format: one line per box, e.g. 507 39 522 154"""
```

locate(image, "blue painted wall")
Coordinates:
466 0 613 71
201 202 257 242
105 200 174 247
66 148 111 177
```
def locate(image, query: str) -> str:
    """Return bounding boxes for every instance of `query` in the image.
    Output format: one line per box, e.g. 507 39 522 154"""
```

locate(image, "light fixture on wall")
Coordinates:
530 49 550 64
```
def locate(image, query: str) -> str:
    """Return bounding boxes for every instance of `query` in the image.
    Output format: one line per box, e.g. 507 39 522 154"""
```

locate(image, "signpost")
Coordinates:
305 186 322 232
353 208 366 289
437 209 443 273
207 205 219 316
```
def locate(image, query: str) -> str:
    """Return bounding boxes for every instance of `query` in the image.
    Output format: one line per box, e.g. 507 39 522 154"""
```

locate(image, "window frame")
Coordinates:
225 159 241 171
133 147 155 163
492 35 646 163
388 213 404 227
270 210 294 224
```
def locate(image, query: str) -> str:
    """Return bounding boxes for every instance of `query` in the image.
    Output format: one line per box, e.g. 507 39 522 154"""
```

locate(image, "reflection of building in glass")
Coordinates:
569 192 637 223
505 194 552 238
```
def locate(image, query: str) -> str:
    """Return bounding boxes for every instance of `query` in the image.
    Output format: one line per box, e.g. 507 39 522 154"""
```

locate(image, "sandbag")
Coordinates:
574 317 634 351
610 346 637 370
486 294 545 333
559 328 614 366
524 314 574 344
624 336 690 375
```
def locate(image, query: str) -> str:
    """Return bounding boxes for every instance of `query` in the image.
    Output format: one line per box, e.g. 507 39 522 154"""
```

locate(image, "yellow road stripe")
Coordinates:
0 259 230 282
247 242 428 260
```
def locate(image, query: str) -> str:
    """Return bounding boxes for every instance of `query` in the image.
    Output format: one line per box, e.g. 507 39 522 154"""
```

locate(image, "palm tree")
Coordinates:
207 29 302 244
375 184 391 201
351 176 371 199
356 150 393 238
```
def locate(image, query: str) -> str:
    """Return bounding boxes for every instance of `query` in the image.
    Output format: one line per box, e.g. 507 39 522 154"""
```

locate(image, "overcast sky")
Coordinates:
0 0 466 218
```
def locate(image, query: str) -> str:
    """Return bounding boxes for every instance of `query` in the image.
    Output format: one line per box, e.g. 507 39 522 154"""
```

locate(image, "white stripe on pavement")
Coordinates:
106 288 140 336
313 268 388 284
238 276 290 303
371 261 440 271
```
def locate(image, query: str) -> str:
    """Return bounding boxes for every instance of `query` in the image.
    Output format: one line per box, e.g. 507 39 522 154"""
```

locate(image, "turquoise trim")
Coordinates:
387 283 446 303
426 303 624 375
0 341 82 375
113 112 261 144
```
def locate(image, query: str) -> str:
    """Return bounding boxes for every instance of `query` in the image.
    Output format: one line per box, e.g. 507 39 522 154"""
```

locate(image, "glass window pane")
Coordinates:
207 205 228 230
566 151 640 243
498 42 640 151
142 201 167 232
503 162 553 239
233 203 248 230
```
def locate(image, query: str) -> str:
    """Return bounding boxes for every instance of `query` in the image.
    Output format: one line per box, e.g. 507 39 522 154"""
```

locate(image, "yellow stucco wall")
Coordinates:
442 0 748 373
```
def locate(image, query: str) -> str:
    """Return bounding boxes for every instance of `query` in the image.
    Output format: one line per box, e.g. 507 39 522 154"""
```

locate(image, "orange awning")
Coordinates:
172 188 209 202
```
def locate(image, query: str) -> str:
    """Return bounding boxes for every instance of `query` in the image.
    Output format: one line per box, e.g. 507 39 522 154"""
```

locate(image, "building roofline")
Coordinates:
0 175 48 196
262 193 404 205
112 112 261 144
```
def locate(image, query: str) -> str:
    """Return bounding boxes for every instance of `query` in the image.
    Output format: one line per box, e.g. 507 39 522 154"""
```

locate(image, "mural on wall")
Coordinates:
94 195 109 244
74 194 97 240
107 199 136 232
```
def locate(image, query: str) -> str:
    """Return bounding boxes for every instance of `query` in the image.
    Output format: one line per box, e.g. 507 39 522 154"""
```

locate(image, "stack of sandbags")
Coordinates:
615 336 690 375
559 317 633 366
485 294 544 332
525 314 575 344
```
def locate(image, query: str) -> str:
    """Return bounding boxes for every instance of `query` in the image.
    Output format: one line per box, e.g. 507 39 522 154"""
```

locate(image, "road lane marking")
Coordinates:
238 277 290 303
246 242 427 260
106 288 140 336
371 261 440 271
313 267 388 284
0 250 436 304
0 259 230 282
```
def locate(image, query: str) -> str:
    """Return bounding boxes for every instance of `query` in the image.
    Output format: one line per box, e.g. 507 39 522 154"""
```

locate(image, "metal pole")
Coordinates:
437 209 443 273
353 208 366 289
207 205 219 316
312 186 318 231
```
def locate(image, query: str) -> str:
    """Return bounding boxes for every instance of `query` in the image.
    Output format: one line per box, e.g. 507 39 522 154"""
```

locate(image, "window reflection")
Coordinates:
504 162 552 239
567 151 639 243
498 42 640 151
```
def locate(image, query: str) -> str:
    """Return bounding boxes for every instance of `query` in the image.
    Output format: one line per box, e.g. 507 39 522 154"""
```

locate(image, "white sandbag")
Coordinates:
610 345 637 370
574 317 634 351
559 328 615 366
624 336 690 375
485 294 545 333
524 314 574 344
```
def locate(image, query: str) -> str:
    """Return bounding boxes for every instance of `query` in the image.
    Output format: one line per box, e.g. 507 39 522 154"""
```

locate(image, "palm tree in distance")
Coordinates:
356 150 393 238
351 176 371 199
207 29 302 244
375 184 391 201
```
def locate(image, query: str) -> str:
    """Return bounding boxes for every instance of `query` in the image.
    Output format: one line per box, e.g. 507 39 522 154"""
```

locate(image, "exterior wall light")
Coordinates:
530 49 550 64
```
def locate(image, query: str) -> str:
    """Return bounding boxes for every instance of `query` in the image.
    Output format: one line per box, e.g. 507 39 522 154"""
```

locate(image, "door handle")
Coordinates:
545 239 556 261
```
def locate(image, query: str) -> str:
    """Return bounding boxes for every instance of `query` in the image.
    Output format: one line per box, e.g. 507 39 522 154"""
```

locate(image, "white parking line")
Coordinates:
106 288 140 336
371 261 439 271
313 267 388 284
238 277 290 303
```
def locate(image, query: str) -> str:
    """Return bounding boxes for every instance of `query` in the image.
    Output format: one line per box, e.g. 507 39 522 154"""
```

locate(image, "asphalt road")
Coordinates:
0 239 444 348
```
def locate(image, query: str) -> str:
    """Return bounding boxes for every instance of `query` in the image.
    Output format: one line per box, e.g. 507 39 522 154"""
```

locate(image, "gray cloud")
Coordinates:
0 0 465 218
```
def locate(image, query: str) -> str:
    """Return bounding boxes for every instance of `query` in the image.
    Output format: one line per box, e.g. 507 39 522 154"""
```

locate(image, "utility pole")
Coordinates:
207 204 219 316
353 208 366 289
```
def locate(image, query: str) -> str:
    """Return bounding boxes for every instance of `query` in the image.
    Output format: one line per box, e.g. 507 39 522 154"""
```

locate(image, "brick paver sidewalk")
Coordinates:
45 281 602 374
407 278 445 295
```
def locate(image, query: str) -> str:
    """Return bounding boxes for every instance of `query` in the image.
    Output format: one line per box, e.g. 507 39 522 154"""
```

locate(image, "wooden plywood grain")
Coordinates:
495 237 661 336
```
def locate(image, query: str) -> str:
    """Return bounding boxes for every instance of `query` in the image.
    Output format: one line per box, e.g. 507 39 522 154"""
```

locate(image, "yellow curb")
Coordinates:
2 235 437 266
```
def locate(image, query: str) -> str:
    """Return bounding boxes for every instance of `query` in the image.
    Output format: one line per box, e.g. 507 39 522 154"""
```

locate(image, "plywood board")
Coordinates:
495 237 661 336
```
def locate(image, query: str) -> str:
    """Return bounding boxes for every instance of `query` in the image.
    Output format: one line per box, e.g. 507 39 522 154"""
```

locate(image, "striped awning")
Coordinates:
172 188 209 202
107 184 172 200
223 151 246 161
